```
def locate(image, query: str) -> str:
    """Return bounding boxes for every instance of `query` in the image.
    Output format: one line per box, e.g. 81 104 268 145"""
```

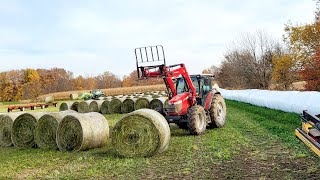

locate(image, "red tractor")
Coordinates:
135 45 227 135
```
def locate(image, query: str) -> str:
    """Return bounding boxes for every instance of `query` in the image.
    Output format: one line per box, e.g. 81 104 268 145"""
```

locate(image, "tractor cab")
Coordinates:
92 89 105 99
175 74 214 104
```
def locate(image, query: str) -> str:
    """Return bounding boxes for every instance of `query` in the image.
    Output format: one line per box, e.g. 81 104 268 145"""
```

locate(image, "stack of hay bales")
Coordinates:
59 90 169 115
0 111 110 152
0 99 172 157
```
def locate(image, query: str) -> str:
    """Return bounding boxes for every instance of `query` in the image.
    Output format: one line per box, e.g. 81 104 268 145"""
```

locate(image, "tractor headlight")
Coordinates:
173 100 182 105
173 100 182 113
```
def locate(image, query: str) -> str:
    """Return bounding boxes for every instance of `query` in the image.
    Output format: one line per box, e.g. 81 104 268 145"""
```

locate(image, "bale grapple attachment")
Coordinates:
135 45 166 79
295 110 320 156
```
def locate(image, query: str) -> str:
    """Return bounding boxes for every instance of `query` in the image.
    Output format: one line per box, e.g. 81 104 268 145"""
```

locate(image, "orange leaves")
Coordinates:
301 50 320 91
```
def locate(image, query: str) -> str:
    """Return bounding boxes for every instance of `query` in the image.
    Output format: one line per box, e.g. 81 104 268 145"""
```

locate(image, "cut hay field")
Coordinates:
0 100 319 179
37 85 166 101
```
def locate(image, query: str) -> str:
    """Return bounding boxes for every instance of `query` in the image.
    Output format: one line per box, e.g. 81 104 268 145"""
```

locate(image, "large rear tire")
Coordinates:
208 94 227 128
187 105 207 135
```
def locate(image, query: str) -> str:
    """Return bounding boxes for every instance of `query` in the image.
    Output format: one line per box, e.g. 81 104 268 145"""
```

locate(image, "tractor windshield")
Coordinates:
176 77 200 94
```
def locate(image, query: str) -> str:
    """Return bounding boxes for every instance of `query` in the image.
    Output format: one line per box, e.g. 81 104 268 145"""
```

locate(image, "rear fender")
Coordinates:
204 89 220 110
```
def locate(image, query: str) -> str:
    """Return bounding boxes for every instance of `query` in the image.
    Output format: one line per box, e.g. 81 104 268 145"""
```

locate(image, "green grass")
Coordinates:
0 100 319 179
0 101 21 105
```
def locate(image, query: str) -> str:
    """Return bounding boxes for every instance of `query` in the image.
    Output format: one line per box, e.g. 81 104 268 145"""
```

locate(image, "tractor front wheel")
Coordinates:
187 105 207 135
208 94 227 128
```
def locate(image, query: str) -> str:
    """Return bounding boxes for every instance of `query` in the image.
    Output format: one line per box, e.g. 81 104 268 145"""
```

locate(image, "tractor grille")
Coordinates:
164 104 176 114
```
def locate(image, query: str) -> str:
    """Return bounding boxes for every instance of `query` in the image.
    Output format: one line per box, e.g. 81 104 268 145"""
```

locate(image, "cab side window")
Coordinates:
203 78 211 93
192 78 200 94
176 78 186 94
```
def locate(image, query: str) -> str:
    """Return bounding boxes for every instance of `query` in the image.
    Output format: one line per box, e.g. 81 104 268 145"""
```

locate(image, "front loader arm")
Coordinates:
135 45 196 104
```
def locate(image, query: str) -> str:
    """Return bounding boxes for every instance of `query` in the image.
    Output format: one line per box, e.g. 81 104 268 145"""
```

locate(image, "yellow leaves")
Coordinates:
284 22 320 64
24 68 40 83
272 54 296 89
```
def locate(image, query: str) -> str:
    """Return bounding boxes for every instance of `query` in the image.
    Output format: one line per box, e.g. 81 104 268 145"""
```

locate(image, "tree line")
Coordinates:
0 68 162 101
204 1 320 91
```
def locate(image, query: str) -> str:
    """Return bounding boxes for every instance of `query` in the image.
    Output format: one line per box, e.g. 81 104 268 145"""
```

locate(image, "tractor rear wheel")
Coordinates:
208 94 226 128
187 105 207 135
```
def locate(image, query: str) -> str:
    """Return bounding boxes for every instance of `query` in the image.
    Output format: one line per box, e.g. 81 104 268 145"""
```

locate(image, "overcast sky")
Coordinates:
0 0 316 78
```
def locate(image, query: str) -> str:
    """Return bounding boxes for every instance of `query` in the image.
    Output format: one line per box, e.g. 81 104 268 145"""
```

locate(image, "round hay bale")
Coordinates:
45 96 54 103
35 110 76 149
112 109 170 157
12 113 46 148
121 98 137 114
59 102 69 111
86 100 99 112
150 97 167 113
70 93 79 100
95 100 105 113
135 97 152 110
78 101 89 113
104 96 112 100
59 102 79 112
100 100 111 114
57 112 109 151
152 95 161 98
0 112 24 147
108 98 124 114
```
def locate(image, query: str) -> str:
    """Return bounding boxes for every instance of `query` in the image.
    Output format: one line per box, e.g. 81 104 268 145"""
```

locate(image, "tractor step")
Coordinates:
309 128 320 137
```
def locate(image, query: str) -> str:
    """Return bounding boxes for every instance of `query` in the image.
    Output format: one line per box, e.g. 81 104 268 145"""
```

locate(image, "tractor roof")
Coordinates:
190 74 214 78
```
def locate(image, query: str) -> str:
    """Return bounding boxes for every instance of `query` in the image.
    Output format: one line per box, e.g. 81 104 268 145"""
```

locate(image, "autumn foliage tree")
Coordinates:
272 53 297 89
0 67 161 101
301 50 320 90
22 69 41 99
283 1 320 90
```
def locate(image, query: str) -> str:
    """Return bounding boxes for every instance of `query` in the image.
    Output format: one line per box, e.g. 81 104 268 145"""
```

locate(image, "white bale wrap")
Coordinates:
220 89 320 114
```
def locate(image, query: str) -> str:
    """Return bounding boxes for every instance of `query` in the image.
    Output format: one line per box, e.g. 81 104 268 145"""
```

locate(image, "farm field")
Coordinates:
0 100 319 179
